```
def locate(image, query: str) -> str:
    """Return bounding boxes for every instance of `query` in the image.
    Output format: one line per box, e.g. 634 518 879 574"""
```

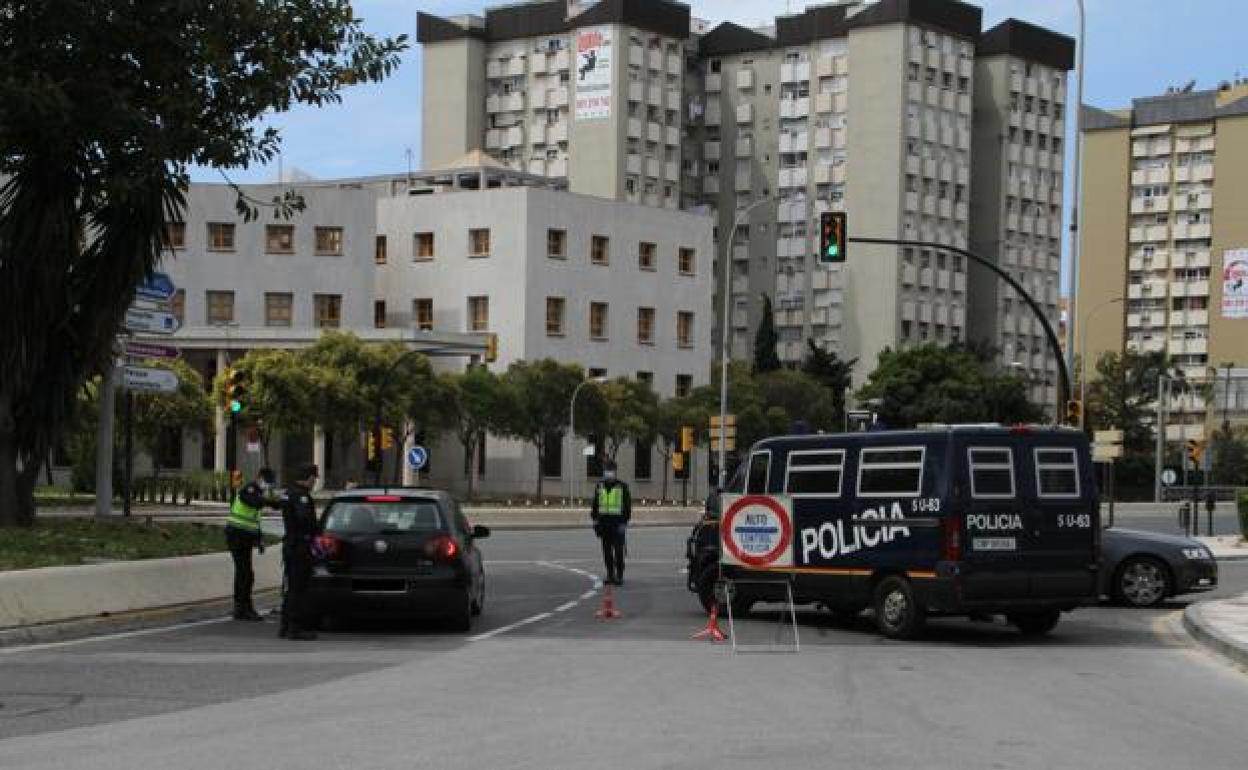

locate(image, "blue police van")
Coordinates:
686 425 1100 639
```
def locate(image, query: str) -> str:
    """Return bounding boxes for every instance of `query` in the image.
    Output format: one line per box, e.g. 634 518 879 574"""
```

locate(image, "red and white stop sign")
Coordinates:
720 495 793 568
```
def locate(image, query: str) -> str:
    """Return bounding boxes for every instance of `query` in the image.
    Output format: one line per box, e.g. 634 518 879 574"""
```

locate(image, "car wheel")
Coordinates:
694 563 753 617
873 575 925 640
471 578 485 617
1116 557 1171 608
1009 610 1061 636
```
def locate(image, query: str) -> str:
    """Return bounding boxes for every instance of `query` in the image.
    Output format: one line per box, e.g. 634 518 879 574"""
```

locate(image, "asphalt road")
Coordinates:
2 527 1247 770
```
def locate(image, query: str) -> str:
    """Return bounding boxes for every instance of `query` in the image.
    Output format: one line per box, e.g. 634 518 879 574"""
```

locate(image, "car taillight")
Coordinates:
941 516 961 562
424 535 459 562
314 534 342 560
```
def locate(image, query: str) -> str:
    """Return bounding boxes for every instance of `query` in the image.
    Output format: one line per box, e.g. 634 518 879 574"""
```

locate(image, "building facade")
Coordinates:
419 0 1073 398
1077 81 1248 440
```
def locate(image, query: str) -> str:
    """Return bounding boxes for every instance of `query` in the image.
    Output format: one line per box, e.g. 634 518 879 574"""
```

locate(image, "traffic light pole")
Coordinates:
848 237 1072 419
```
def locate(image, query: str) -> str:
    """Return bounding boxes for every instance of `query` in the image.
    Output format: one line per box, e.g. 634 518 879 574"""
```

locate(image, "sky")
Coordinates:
190 0 1248 291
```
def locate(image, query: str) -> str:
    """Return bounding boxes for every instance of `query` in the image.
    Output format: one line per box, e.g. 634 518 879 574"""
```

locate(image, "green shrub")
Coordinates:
1238 489 1248 539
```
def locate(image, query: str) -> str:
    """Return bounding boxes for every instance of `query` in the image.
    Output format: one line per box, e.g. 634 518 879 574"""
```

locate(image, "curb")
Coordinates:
1182 601 1248 671
0 590 280 650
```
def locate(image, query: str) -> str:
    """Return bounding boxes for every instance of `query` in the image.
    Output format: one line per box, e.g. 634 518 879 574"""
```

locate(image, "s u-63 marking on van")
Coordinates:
685 425 1100 640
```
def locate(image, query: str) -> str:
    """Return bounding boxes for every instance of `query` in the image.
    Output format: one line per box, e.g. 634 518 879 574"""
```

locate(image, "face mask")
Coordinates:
603 471 616 481
258 480 270 492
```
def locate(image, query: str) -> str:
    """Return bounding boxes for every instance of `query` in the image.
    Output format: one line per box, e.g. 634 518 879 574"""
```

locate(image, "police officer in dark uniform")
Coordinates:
590 460 632 585
279 463 321 640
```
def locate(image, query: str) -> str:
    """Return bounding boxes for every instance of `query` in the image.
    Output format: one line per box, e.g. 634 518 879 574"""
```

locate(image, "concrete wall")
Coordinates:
1208 115 1248 366
1076 126 1130 372
421 38 487 169
967 55 1008 351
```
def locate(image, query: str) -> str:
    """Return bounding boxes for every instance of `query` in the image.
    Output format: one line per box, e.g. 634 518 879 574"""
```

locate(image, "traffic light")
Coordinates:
381 427 395 450
680 426 695 453
366 430 378 462
818 211 847 264
1186 438 1205 465
485 333 499 363
225 368 247 415
672 452 685 472
1065 399 1082 426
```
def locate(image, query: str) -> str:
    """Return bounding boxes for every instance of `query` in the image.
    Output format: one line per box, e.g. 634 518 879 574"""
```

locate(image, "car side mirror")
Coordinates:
472 525 491 539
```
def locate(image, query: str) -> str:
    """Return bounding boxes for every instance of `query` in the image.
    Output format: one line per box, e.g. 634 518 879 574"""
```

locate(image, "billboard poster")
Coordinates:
1221 248 1248 319
574 26 612 120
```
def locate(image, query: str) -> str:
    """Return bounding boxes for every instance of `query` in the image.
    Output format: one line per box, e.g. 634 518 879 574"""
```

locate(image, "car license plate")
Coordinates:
972 537 1017 551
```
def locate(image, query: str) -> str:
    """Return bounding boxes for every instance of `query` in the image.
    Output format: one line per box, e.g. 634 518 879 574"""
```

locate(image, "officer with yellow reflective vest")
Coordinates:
226 467 279 621
590 460 632 585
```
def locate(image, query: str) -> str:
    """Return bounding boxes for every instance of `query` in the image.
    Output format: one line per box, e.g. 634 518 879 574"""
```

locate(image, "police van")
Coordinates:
686 425 1100 639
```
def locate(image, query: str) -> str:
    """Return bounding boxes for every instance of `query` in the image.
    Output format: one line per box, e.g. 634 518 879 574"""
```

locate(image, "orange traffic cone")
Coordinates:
595 585 622 620
691 604 727 642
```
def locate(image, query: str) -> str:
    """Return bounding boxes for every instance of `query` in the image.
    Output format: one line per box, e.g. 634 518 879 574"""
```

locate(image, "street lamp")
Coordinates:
717 195 773 486
567 375 607 506
1078 295 1124 426
1065 0 1087 390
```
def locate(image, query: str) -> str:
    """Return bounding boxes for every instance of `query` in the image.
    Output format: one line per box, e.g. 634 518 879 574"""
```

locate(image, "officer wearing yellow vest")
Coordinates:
226 467 279 621
590 460 632 585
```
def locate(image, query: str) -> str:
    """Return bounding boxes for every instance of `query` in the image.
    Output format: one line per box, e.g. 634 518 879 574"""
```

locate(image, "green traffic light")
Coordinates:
827 244 839 258
230 400 242 414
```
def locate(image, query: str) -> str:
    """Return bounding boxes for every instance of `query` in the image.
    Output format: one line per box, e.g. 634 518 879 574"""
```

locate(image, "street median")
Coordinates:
1183 593 1248 671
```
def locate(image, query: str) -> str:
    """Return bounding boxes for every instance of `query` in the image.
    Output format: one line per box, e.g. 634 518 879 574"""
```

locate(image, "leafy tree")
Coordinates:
213 349 315 463
499 359 584 497
1211 425 1248 487
856 344 1044 429
579 378 660 462
1085 350 1171 455
752 294 782 373
0 1 406 526
755 369 837 434
655 396 709 500
801 339 855 429
440 367 508 501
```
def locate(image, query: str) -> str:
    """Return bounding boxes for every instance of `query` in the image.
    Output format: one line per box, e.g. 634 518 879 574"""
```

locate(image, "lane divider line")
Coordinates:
468 561 601 643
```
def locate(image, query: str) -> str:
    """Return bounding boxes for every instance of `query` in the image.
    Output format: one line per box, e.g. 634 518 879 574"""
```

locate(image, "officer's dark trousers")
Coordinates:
281 547 313 633
225 527 258 610
599 529 626 581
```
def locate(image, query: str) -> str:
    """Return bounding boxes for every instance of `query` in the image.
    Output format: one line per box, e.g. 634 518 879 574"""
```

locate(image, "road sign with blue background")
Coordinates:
407 445 428 471
136 272 176 303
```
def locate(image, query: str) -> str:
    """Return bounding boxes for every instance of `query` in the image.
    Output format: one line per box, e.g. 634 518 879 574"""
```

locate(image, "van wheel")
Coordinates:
873 576 925 640
1010 610 1061 636
1116 557 1171 608
694 564 754 617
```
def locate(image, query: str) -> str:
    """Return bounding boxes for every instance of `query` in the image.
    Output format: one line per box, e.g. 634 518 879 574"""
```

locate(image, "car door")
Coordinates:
955 436 1030 601
1025 439 1098 599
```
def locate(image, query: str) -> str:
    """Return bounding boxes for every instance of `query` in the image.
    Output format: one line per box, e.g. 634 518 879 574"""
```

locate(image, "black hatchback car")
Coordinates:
307 489 489 631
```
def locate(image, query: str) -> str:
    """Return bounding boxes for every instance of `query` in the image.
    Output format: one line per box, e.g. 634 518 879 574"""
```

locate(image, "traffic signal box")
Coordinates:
818 211 847 264
1065 399 1082 426
224 368 247 415
1186 438 1205 466
485 333 499 363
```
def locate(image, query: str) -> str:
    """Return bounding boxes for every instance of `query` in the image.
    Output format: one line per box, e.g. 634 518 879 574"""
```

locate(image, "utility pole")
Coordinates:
94 359 118 516
1154 372 1166 503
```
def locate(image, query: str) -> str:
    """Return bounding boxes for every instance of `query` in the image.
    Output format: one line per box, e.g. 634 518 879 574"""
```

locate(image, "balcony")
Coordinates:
548 158 567 177
529 124 547 145
647 84 662 106
549 121 569 142
628 80 643 102
734 173 752 193
735 136 752 157
778 167 807 189
648 49 663 72
647 122 663 143
736 68 754 90
626 154 642 175
665 125 680 145
705 72 722 92
666 88 681 111
705 103 721 126
779 98 810 119
736 103 753 124
548 88 569 108
704 141 721 161
704 176 719 194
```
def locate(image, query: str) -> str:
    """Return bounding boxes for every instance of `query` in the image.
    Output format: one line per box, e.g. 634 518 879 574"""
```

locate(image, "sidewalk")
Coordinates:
1184 592 1248 670
1196 536 1248 561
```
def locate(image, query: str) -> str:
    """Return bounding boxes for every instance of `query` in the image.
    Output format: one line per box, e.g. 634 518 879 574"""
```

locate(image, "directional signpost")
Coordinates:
124 307 180 335
122 340 180 360
135 272 176 303
122 365 179 394
1093 429 1124 526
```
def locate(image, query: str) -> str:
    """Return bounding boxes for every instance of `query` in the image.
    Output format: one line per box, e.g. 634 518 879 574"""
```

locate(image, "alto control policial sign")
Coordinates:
720 494 794 568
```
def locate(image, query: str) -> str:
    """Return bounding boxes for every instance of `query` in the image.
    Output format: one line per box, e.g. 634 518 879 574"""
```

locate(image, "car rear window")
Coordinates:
1034 448 1080 498
325 500 445 534
857 447 925 497
785 450 844 497
968 447 1014 498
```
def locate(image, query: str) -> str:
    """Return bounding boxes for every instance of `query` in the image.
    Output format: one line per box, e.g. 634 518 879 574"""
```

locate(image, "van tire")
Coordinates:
873 576 925 640
694 564 754 617
1010 610 1061 636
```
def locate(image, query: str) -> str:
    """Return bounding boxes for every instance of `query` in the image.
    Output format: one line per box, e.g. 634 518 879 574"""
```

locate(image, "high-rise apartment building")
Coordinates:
419 0 1072 393
1077 81 1248 439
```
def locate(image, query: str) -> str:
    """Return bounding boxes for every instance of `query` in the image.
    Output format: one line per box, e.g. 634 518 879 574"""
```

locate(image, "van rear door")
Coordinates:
1024 439 1099 599
957 439 1031 601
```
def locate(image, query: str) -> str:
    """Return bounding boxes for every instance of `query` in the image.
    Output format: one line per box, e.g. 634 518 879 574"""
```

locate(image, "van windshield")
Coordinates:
324 501 446 534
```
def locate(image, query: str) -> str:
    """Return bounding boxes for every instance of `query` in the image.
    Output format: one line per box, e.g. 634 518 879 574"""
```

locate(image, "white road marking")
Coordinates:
0 616 234 656
554 601 578 613
467 561 600 642
468 612 553 642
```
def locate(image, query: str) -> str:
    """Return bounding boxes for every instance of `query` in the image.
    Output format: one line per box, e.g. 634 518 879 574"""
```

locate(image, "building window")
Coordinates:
266 224 295 254
591 235 610 265
374 300 386 329
637 307 655 344
207 222 235 251
163 222 186 250
590 302 608 340
467 296 489 332
314 226 343 256
546 297 565 336
414 298 433 331
637 371 653 387
265 292 293 327
638 241 656 270
170 289 185 325
548 228 566 258
414 232 434 260
375 235 387 264
677 311 694 348
469 228 491 257
675 373 692 398
314 294 342 328
678 247 695 275
206 290 234 324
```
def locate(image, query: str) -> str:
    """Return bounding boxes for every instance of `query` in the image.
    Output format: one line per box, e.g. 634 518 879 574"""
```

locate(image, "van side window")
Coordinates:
785 450 844 497
857 447 925 497
746 451 771 494
968 447 1014 498
1035 448 1079 498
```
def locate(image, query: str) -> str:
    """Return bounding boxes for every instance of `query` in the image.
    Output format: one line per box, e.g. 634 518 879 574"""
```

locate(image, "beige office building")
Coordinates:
420 0 1073 392
1077 81 1248 439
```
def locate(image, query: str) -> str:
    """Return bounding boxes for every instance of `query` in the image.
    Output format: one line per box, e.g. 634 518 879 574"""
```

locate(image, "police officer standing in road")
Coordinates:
279 464 321 640
591 460 632 585
226 467 279 621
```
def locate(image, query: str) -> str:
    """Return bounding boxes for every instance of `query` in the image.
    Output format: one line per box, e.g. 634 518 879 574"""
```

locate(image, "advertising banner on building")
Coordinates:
574 26 612 120
1221 248 1248 319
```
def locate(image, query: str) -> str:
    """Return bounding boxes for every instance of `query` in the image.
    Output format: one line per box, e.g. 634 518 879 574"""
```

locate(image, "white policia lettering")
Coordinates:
966 513 1024 531
800 502 913 562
